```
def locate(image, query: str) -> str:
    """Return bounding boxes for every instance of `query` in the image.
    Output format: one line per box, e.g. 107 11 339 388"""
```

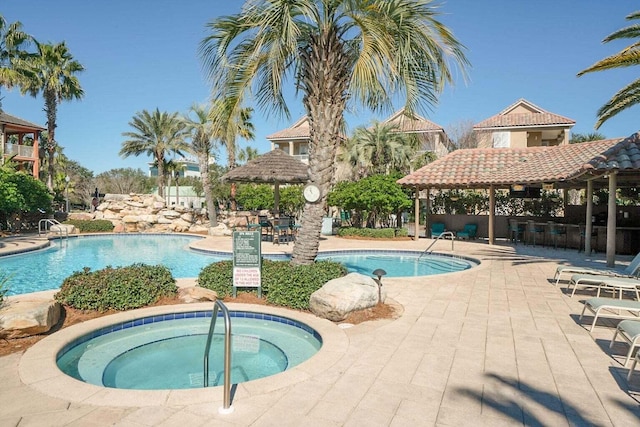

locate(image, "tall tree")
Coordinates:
18 41 84 191
182 104 219 227
120 109 188 198
0 14 33 112
95 168 151 195
578 11 640 129
201 0 469 265
210 98 255 210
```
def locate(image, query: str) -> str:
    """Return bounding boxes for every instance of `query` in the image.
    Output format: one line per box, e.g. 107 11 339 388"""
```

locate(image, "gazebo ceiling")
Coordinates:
397 132 640 190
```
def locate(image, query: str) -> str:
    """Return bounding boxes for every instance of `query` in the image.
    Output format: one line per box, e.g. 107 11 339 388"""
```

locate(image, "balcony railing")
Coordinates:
3 143 36 159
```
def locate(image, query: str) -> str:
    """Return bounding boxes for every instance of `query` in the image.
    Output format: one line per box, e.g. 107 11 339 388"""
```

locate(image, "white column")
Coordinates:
414 187 420 241
606 173 617 267
585 180 593 254
489 186 495 245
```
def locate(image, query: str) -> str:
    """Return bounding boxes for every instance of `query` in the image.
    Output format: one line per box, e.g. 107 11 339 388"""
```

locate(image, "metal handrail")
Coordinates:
38 218 68 239
420 231 455 258
203 300 233 414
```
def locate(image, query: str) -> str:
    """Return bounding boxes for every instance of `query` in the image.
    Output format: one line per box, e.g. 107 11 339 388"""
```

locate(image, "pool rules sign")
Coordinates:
232 230 262 297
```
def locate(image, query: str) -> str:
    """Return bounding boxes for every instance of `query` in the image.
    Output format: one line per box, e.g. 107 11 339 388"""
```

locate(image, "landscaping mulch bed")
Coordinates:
0 293 398 356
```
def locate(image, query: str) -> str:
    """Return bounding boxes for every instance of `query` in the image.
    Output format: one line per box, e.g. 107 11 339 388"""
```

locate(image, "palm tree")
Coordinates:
182 103 219 227
0 14 33 112
344 121 417 178
210 98 255 210
578 11 640 129
201 0 469 265
18 41 84 191
120 109 188 198
237 146 259 164
570 132 607 144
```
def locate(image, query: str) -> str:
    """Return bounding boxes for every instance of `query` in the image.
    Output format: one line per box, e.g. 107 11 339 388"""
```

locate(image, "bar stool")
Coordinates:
578 225 598 253
508 219 525 244
548 222 567 250
527 220 545 246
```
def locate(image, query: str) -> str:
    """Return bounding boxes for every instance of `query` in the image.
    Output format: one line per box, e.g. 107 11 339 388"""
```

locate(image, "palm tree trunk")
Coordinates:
291 25 349 266
44 92 57 192
198 153 217 227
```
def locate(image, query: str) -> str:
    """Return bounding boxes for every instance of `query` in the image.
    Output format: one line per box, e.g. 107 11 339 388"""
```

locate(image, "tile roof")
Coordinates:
0 112 46 131
397 133 640 189
474 98 575 130
382 109 444 132
266 116 310 140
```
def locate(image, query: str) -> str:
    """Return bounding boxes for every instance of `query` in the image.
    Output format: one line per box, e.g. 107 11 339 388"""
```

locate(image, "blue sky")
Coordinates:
2 0 638 175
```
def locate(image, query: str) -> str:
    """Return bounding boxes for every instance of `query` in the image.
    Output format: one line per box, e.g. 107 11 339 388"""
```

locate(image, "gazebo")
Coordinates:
221 148 310 215
398 132 640 267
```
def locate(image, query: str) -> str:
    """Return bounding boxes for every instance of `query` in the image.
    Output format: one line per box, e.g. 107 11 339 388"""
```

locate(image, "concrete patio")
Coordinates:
1 234 640 426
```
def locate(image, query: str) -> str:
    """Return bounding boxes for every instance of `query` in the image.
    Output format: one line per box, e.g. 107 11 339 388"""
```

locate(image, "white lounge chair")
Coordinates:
579 297 640 332
629 351 640 381
610 320 640 367
568 274 640 299
554 252 640 286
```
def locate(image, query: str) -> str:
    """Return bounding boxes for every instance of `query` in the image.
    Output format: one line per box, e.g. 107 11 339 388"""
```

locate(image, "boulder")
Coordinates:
208 223 232 236
178 287 218 303
0 298 61 339
309 273 386 322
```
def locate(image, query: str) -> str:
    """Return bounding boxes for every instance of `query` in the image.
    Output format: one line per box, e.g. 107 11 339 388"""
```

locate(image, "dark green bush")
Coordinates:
197 259 347 309
197 260 234 298
64 219 115 233
0 270 9 306
55 263 177 311
337 227 407 238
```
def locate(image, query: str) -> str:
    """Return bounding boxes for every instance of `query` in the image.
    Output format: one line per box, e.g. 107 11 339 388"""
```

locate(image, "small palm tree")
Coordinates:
182 103 219 227
201 0 469 265
0 14 33 112
120 109 188 198
237 146 259 164
578 11 640 129
209 98 255 210
344 121 417 178
18 41 84 191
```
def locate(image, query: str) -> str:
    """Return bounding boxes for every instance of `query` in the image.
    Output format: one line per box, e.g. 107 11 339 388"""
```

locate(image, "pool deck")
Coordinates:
2 234 640 426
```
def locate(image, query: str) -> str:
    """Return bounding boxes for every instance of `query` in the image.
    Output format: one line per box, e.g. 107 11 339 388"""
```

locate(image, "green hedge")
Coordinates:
55 263 178 311
337 227 408 238
198 259 347 309
64 219 115 233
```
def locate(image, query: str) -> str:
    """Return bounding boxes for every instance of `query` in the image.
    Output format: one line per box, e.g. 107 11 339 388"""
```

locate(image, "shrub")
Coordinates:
55 263 177 311
337 227 407 238
197 260 234 298
197 259 347 309
0 270 10 306
64 219 115 233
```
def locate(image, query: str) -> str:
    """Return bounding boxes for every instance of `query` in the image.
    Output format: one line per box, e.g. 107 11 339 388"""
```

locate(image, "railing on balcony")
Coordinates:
3 143 36 159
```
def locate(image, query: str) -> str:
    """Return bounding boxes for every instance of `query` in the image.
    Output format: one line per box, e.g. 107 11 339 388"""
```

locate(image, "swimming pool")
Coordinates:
57 310 322 390
1 234 479 295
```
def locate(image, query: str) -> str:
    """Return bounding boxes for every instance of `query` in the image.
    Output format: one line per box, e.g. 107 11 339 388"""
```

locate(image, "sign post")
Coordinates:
232 230 262 297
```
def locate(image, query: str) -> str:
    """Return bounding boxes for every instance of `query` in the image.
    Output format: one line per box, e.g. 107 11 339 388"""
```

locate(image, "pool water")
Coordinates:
1 235 478 295
57 311 322 390
1 235 225 295
317 252 475 277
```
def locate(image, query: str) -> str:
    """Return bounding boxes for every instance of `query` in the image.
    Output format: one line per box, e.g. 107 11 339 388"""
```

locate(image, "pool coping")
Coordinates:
19 302 348 408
